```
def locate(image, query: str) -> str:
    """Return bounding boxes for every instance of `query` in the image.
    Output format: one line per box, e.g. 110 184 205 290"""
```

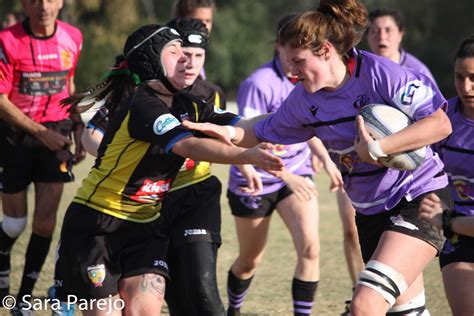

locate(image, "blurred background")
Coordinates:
1 0 473 99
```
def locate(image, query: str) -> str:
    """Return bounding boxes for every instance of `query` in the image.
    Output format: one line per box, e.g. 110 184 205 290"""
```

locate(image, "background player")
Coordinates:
420 35 474 316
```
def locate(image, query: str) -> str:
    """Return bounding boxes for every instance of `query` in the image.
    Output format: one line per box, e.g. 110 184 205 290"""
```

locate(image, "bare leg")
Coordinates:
336 191 364 286
32 182 63 237
277 193 320 281
16 182 63 302
118 273 166 316
82 294 124 316
442 262 474 315
277 193 320 315
2 190 28 218
351 231 437 316
231 216 271 279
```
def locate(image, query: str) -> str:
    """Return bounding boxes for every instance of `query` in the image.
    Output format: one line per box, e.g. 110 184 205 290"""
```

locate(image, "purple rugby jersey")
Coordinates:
229 57 313 195
255 49 449 215
434 97 474 216
399 49 436 83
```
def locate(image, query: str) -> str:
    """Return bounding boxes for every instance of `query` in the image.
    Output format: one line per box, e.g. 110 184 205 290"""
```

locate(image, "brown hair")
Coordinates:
278 0 368 56
455 34 474 60
369 8 405 33
173 0 216 17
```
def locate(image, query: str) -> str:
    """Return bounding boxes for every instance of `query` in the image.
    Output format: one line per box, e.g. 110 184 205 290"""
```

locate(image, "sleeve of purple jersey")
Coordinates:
237 79 268 118
374 62 447 121
254 88 315 145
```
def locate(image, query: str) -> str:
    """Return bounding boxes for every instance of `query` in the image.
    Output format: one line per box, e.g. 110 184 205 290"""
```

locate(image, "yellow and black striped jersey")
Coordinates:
171 78 227 191
74 83 238 223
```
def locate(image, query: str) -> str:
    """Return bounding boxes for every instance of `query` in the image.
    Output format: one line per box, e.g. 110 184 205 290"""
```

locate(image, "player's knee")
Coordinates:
32 217 56 237
2 215 27 238
237 256 262 273
299 243 320 262
356 260 408 307
350 292 376 315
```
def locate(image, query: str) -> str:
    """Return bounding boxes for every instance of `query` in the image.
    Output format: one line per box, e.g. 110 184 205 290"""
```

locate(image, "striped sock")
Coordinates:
227 269 253 315
292 278 318 316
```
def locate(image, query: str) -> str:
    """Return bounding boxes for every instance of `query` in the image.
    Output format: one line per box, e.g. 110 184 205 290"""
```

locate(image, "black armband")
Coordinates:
442 209 456 239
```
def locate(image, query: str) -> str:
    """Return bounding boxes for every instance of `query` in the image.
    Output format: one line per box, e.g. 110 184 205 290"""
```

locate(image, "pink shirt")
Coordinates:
0 19 82 123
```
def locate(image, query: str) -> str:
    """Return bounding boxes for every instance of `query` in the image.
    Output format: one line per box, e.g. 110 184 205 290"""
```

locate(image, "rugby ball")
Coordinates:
360 104 426 171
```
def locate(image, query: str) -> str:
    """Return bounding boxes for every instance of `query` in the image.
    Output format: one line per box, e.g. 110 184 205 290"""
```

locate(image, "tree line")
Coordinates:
1 0 472 99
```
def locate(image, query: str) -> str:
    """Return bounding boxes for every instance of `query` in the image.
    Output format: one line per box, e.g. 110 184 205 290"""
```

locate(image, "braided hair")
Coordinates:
64 24 182 123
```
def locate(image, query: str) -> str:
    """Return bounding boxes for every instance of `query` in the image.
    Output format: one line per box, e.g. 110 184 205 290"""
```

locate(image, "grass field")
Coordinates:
1 118 452 315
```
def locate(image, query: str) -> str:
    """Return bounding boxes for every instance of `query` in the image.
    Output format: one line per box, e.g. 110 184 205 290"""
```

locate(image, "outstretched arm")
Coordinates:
275 170 318 202
307 137 344 192
172 136 284 172
181 114 271 148
235 164 263 195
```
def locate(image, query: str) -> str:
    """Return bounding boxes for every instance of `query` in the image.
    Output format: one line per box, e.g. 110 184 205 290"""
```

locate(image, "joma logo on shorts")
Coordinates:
153 260 168 270
184 229 208 236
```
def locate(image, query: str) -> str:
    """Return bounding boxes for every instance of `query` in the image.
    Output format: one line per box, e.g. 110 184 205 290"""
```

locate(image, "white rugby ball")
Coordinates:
360 104 426 171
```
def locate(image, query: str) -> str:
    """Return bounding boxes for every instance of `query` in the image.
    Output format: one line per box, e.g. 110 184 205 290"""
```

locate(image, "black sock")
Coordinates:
17 233 52 300
292 278 318 316
0 224 18 291
227 269 253 316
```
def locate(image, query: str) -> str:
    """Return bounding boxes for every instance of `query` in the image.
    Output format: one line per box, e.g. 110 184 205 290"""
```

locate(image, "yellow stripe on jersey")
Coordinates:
171 96 224 191
214 91 221 109
74 113 162 223
169 160 211 192
193 101 199 122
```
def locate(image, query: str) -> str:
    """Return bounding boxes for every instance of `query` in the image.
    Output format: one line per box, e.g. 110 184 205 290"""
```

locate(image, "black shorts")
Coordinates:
356 187 452 263
160 176 222 248
53 203 169 300
0 120 74 193
440 230 474 268
227 182 298 218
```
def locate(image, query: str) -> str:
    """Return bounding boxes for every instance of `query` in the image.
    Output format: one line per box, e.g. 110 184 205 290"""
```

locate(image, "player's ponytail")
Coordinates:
62 55 136 123
278 0 368 56
318 0 368 54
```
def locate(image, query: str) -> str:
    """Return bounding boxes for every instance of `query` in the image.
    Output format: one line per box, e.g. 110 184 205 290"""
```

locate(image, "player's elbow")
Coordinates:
81 128 101 157
429 108 452 143
171 136 195 158
437 111 452 141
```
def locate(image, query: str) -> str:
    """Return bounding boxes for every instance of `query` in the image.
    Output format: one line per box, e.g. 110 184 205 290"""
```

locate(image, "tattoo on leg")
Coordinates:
140 274 165 296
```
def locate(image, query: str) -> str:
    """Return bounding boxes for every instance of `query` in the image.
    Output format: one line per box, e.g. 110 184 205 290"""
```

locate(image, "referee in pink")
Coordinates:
0 0 83 312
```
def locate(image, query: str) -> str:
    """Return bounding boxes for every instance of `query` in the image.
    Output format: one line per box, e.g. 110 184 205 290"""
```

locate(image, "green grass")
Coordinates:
1 156 450 315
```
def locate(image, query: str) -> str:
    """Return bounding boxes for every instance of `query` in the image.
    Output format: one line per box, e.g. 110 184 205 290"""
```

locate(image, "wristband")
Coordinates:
367 140 387 160
442 209 455 239
226 125 237 140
